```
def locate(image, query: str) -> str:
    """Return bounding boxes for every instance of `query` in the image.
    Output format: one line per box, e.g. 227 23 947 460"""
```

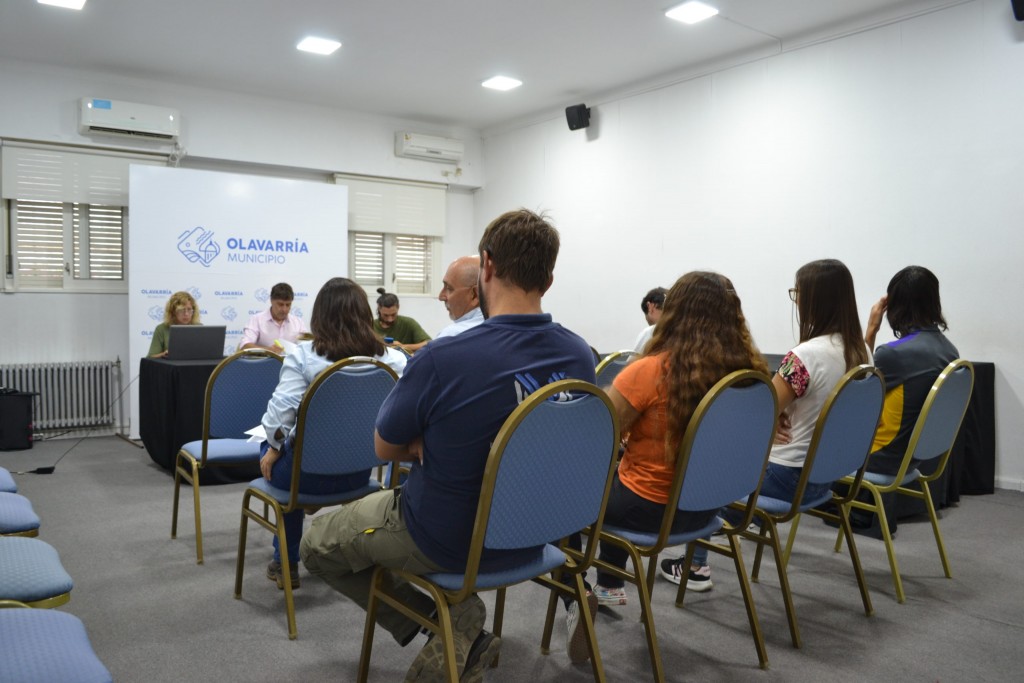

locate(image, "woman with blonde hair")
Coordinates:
147 290 200 357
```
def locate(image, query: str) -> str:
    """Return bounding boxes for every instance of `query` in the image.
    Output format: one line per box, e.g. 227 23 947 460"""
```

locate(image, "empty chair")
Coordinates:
0 493 41 537
0 467 16 493
359 380 620 682
235 358 398 640
0 536 73 608
171 349 283 564
741 365 885 648
835 359 975 603
594 349 637 388
0 601 112 683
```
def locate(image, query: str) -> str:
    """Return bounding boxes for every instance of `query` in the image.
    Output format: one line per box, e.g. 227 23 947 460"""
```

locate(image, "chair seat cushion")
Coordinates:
0 608 112 683
863 468 921 488
0 467 16 494
0 537 74 602
247 477 381 507
0 493 41 534
426 543 566 591
756 489 833 517
605 515 724 549
179 439 261 465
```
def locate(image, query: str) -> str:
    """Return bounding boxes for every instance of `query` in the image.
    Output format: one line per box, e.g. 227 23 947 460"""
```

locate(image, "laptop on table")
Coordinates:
166 325 227 360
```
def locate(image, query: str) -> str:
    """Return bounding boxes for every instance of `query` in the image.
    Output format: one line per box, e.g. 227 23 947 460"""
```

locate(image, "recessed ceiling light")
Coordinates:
37 0 87 9
482 76 522 91
665 1 719 25
296 36 342 55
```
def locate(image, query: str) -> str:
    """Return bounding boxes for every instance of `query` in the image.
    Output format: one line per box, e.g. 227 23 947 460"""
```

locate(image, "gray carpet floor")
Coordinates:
4 436 1023 682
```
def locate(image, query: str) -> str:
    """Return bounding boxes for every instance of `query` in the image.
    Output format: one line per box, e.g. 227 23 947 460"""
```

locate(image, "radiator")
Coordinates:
0 361 120 432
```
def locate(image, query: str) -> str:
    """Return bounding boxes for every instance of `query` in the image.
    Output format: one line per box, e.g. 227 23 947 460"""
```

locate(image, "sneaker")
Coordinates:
405 594 486 682
566 591 599 664
593 585 627 606
461 630 502 683
659 558 714 592
266 559 300 590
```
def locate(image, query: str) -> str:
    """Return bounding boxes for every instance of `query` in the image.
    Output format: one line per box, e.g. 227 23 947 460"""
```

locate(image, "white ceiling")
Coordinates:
0 0 967 131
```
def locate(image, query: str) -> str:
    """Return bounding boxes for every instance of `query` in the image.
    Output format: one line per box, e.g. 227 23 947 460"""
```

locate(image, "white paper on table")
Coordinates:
274 338 298 356
245 425 268 443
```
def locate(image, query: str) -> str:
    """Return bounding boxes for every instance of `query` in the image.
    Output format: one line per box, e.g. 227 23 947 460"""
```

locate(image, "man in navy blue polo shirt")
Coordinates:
300 209 595 682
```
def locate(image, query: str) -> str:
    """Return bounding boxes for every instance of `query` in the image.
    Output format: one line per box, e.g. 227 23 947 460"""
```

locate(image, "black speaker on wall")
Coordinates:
1014 0 1024 21
565 103 591 131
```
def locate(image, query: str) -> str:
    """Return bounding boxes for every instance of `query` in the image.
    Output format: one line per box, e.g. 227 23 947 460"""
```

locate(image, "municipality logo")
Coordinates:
147 306 163 321
293 307 304 319
221 306 238 322
178 227 221 267
254 288 270 303
187 287 202 301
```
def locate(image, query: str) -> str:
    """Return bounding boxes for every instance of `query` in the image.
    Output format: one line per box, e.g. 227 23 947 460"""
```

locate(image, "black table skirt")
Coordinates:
138 358 259 484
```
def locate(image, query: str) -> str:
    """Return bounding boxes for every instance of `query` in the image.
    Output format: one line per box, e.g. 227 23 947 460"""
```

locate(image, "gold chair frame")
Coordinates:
171 349 283 564
834 359 975 603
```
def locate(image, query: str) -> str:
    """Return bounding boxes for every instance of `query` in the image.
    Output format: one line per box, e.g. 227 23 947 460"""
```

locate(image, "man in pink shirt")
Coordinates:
238 282 307 353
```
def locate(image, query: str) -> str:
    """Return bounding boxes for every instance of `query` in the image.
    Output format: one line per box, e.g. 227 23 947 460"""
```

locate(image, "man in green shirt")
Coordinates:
373 287 431 353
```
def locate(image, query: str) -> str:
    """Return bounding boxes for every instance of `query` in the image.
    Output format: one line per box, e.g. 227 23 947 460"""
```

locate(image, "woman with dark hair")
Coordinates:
148 290 201 357
585 272 767 613
766 259 870 498
863 265 957 476
372 287 431 353
259 277 407 589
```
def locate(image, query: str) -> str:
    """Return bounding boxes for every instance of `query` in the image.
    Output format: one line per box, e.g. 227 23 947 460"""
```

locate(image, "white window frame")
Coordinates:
1 140 163 293
335 173 446 298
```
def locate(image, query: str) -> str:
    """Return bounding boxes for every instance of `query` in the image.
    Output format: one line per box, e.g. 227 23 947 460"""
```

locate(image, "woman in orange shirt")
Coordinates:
594 271 768 605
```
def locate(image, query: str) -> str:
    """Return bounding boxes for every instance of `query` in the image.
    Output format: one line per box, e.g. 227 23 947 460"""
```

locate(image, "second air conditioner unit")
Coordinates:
79 98 180 141
395 132 464 163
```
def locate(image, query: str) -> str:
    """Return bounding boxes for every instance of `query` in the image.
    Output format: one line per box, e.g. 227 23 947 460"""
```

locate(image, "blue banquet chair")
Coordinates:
594 349 638 388
171 349 283 564
0 536 74 608
834 359 974 603
0 466 17 493
0 492 41 537
358 379 621 682
234 357 398 640
591 369 777 678
740 365 885 648
0 601 112 683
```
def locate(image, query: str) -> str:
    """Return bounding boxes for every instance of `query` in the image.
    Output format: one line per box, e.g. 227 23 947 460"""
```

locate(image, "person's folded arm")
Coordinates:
374 431 423 464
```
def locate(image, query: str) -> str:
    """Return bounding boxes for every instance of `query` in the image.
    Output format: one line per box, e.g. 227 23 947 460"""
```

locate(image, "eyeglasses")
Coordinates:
788 288 799 303
177 307 194 314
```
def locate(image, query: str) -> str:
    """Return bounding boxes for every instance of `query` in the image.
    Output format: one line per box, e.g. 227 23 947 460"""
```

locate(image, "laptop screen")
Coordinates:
167 325 226 360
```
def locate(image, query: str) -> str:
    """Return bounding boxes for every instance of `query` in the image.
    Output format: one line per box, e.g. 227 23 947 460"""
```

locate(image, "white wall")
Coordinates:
0 58 483 428
475 0 1024 489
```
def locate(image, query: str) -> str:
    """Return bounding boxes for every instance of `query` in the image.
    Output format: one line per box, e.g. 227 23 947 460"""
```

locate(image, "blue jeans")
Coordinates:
261 441 370 564
723 463 832 527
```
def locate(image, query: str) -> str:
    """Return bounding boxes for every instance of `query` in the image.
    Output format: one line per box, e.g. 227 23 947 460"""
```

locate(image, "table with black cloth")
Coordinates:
139 358 260 483
761 354 996 533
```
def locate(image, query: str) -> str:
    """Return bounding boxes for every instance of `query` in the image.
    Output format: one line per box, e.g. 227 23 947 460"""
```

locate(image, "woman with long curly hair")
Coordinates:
591 271 767 607
147 290 201 357
258 277 407 589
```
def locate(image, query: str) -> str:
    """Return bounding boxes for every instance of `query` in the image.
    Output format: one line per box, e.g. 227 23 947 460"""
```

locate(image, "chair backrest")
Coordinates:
461 380 619 583
805 365 886 487
205 350 283 440
673 370 777 516
594 349 637 388
903 359 975 468
291 357 399 480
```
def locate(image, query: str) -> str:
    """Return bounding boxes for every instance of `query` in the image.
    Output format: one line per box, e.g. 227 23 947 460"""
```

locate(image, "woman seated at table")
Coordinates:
259 277 407 589
147 291 200 357
590 271 768 607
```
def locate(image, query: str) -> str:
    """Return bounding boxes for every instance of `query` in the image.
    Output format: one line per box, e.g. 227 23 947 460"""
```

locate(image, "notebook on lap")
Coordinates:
167 325 226 360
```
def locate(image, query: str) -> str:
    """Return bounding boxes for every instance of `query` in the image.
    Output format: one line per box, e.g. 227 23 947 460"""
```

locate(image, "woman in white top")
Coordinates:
259 277 406 588
765 259 871 503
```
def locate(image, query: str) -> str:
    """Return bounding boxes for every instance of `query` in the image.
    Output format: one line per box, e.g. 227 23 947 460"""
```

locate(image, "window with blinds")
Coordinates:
349 231 436 295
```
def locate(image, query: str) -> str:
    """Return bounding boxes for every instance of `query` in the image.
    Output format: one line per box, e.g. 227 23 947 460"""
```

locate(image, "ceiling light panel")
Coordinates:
296 36 341 55
482 76 522 91
665 1 719 25
38 0 87 9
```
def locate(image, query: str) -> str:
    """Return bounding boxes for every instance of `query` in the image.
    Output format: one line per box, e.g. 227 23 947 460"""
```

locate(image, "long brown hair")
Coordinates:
794 259 869 370
311 278 385 361
646 272 767 462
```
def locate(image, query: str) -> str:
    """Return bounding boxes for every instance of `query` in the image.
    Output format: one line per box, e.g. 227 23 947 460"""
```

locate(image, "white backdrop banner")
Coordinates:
127 165 348 439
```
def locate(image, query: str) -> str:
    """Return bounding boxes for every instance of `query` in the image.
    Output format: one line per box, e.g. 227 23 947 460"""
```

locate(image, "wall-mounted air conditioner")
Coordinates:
395 132 464 163
79 98 180 141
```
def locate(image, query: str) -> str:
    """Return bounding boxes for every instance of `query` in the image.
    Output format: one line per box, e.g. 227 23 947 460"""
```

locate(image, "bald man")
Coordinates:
435 255 484 339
